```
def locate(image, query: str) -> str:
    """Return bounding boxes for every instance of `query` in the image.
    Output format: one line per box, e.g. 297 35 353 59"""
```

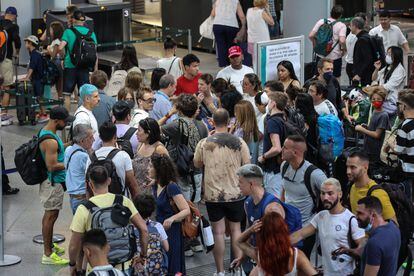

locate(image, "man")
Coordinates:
351 17 375 87
0 6 21 122
93 101 138 156
81 229 124 275
369 10 410 53
194 108 250 276
268 0 281 38
66 5 78 28
73 84 100 135
281 135 327 258
175 54 201 95
346 151 396 222
69 165 148 275
86 121 139 199
394 89 414 201
345 13 367 83
59 9 97 111
39 106 74 265
258 92 287 197
130 86 155 127
89 70 116 128
308 80 338 116
216 46 254 94
149 74 178 124
65 124 94 214
356 196 401 276
263 80 285 96
309 5 346 80
291 178 365 276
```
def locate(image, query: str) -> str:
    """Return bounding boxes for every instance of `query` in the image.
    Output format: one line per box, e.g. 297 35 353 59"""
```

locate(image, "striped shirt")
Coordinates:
395 119 414 176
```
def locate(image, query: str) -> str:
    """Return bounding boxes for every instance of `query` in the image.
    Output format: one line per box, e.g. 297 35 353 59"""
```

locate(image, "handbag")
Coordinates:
199 16 215 40
380 128 398 167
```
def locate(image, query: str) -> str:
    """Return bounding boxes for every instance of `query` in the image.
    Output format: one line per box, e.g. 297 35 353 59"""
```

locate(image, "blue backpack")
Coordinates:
317 114 345 161
275 198 302 234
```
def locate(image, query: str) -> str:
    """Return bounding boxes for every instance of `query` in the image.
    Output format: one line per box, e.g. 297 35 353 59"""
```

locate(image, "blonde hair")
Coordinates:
254 0 268 8
369 86 387 101
234 100 260 143
125 71 143 91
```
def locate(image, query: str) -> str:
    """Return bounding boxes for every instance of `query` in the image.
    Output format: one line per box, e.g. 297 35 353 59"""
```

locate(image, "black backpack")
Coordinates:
369 34 386 66
70 27 97 71
89 149 124 195
41 55 59 86
14 133 58 185
174 119 195 178
116 127 137 159
285 107 307 138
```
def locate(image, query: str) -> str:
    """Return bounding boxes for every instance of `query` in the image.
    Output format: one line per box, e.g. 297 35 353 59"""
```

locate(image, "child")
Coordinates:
23 35 48 123
132 194 169 275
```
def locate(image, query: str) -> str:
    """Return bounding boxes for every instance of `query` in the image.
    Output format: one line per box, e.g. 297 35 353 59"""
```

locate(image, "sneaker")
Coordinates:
1 119 11 126
184 239 194 257
41 252 69 265
53 243 65 256
190 238 203 252
213 272 225 276
38 114 49 123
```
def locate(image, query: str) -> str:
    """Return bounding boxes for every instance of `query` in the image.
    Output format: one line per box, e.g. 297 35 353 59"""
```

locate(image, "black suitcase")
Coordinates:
15 81 36 125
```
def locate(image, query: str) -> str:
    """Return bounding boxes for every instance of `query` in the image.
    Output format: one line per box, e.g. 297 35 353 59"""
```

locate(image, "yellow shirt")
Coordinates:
350 180 396 220
70 193 138 233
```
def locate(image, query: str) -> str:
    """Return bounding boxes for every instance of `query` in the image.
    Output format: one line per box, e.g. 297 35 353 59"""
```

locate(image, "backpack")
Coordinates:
68 110 89 142
0 29 7 62
82 194 137 266
275 197 302 234
89 149 124 195
369 34 386 65
116 127 137 159
285 107 307 138
281 162 322 213
171 119 196 178
314 19 339 56
41 55 60 86
133 220 168 275
14 133 58 185
106 70 128 98
317 114 345 162
349 98 371 125
69 27 97 71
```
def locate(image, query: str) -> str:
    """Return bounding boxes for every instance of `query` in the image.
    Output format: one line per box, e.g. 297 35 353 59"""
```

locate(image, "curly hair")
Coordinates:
150 154 177 187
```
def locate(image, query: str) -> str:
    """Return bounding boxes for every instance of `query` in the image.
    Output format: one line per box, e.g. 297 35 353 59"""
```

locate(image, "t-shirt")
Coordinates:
310 209 365 276
64 144 88 195
345 33 357 64
311 18 347 60
262 113 285 173
369 24 408 51
88 264 125 276
73 105 99 135
156 56 182 80
175 72 202 95
70 193 138 233
349 180 396 220
281 160 327 224
61 25 97 69
92 124 139 155
194 132 251 202
395 119 414 176
149 90 177 124
361 222 401 276
364 110 389 159
246 8 270 43
130 108 149 128
79 90 116 128
0 19 21 59
29 50 44 81
216 65 254 94
85 146 133 192
314 99 338 116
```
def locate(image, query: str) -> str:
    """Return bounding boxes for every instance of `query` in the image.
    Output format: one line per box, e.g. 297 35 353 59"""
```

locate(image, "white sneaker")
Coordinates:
1 119 11 126
213 272 225 276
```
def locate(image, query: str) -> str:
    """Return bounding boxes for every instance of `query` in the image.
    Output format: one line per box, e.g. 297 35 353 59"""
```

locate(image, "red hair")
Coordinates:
256 212 292 276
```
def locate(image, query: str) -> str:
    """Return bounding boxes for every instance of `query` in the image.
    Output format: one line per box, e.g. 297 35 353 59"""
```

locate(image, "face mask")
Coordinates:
323 71 333 82
385 55 393 65
372 100 383 109
364 223 373 233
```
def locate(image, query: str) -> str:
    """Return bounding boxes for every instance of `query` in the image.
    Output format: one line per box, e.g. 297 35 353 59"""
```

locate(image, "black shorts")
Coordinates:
206 200 245 223
32 80 44 97
63 67 90 96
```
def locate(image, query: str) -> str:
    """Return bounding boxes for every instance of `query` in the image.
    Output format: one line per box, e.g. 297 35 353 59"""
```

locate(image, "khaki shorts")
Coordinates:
39 179 64 211
0 58 14 86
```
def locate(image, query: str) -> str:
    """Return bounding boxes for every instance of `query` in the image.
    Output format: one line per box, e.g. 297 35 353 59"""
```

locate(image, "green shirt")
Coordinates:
39 129 66 183
61 25 98 69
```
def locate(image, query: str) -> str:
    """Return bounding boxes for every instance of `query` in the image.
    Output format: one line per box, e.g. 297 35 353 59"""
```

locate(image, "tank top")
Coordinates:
258 248 298 276
247 8 270 43
213 0 239 28
39 129 66 183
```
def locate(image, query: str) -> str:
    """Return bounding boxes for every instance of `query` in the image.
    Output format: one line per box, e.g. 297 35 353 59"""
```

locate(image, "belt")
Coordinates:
69 194 87 200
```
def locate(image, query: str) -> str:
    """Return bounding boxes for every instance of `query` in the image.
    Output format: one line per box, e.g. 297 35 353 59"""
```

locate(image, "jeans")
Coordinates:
70 196 85 214
268 15 280 38
263 172 282 198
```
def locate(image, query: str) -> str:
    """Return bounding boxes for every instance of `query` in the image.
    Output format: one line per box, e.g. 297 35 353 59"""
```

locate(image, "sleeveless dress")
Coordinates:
258 247 298 276
132 143 162 195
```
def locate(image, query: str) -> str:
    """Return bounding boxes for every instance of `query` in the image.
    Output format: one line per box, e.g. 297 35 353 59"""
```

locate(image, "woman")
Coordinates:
246 0 274 56
233 100 260 163
242 73 262 120
197 73 218 121
211 77 229 101
372 46 406 121
150 68 167 92
113 45 141 73
150 154 190 275
277 60 301 91
220 86 243 122
156 36 183 80
237 212 317 276
117 87 135 109
46 21 65 99
133 118 168 194
211 0 246 67
125 71 143 94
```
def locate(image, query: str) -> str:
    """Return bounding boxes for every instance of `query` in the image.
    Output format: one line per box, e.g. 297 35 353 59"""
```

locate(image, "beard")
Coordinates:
56 124 66 131
323 197 339 210
357 218 369 229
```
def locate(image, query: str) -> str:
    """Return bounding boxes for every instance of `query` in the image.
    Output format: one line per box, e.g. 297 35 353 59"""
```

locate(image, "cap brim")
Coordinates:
228 53 241 58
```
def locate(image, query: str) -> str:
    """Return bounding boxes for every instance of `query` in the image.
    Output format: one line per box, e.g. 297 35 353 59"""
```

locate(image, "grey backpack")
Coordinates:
82 194 137 265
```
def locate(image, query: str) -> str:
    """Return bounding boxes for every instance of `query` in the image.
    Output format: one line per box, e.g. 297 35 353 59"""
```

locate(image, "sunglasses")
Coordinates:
142 98 156 103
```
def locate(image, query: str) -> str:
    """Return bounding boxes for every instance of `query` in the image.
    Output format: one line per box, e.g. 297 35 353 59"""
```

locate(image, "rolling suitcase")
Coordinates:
15 81 36 125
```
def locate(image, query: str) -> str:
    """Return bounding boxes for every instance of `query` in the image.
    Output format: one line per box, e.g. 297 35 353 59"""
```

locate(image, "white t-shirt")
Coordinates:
247 8 270 43
369 24 408 51
311 18 347 60
73 105 99 135
156 56 182 80
213 0 239 28
376 63 406 114
345 33 357 64
216 65 254 94
86 146 133 193
310 209 365 276
314 99 338 116
243 93 262 122
130 108 149 128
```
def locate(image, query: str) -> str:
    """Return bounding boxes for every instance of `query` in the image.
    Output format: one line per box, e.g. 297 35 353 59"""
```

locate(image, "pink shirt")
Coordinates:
311 18 346 60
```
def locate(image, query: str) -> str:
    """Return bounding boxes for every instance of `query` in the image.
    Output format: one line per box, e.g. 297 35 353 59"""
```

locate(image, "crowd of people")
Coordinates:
1 2 414 276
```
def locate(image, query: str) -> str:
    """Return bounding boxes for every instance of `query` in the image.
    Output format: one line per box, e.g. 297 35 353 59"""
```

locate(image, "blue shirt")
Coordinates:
29 49 43 81
39 129 66 183
64 144 88 194
262 113 285 173
149 90 177 124
361 222 401 276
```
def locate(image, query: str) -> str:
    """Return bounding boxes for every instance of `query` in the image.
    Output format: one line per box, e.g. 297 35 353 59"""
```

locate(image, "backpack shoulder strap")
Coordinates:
347 215 357 248
38 134 57 144
304 164 318 204
70 27 82 38
82 199 98 213
281 162 289 178
121 127 137 141
90 151 98 163
67 148 83 168
106 148 121 161
367 184 381 196
168 57 178 74
114 194 124 205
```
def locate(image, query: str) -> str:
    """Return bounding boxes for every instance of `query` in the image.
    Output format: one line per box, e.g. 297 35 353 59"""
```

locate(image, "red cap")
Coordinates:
228 46 242 58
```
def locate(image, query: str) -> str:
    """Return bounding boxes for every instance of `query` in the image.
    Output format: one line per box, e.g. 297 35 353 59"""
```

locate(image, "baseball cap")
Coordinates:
237 164 264 178
5 7 17 16
24 35 39 46
72 9 86 21
50 106 75 123
80 84 98 100
228 46 242 58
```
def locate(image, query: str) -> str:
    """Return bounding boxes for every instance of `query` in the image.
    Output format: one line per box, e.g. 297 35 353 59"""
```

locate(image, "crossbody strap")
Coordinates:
67 148 83 168
167 57 178 74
